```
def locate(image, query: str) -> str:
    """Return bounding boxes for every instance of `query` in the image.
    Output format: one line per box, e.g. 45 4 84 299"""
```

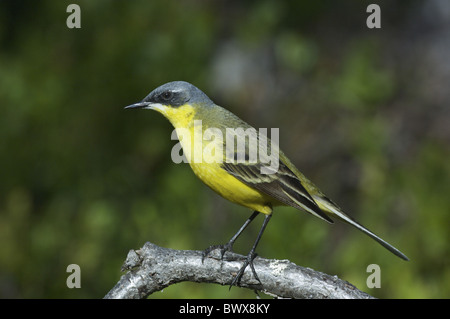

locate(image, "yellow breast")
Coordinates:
157 103 273 215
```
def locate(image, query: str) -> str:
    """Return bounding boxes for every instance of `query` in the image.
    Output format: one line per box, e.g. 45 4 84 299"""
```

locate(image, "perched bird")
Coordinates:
125 81 408 286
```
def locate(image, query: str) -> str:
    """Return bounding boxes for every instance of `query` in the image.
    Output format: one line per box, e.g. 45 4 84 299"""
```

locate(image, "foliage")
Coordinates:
0 0 448 298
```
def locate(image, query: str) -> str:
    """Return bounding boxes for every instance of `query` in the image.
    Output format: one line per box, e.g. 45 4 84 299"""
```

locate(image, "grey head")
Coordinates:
125 81 214 110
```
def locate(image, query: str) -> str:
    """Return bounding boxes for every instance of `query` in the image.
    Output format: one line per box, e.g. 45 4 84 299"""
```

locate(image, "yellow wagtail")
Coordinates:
125 81 408 286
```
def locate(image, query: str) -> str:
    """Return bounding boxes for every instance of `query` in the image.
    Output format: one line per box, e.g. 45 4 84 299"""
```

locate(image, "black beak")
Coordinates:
124 101 151 109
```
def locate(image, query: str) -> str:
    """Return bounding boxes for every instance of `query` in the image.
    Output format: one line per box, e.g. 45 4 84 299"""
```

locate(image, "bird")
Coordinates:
125 81 408 287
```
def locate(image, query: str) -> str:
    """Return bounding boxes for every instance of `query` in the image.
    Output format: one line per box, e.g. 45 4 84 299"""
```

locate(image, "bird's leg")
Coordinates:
202 211 259 261
229 213 272 288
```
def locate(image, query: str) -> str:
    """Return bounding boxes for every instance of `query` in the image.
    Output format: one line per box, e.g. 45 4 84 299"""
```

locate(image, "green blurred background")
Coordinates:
0 0 449 299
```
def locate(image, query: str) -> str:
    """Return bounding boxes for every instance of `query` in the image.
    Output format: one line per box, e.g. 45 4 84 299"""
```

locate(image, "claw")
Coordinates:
202 243 233 262
229 251 261 288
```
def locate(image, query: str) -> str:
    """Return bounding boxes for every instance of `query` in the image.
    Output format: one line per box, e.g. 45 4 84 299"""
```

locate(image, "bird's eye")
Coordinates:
161 91 173 101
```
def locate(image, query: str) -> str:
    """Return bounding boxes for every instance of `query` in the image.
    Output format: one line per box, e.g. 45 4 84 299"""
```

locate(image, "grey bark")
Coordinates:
104 242 374 299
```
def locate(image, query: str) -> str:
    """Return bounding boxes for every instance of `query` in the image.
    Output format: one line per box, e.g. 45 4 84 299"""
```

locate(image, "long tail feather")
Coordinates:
314 196 409 261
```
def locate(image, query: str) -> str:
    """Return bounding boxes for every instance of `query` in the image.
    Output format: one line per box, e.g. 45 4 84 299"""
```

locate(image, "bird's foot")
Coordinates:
202 242 233 262
229 250 261 288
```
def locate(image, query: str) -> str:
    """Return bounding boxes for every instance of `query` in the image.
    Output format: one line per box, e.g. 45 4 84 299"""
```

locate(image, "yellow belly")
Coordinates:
189 161 273 215
166 109 273 215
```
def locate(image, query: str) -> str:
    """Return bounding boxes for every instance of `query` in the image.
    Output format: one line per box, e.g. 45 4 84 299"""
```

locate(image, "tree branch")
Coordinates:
104 242 374 299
